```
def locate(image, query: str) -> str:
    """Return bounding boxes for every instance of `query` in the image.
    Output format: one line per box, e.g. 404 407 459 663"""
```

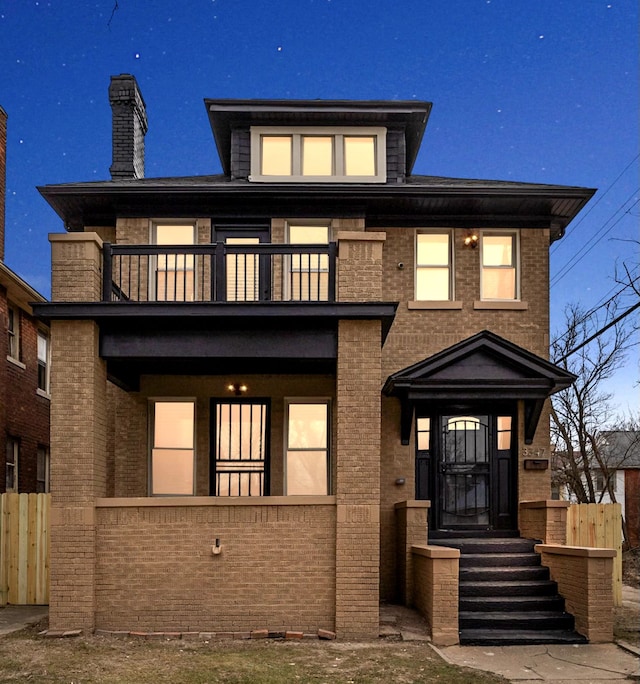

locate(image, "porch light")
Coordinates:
464 232 479 249
227 383 248 396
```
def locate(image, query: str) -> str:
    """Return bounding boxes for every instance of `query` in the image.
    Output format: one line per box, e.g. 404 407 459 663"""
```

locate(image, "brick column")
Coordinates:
335 319 382 639
48 233 108 632
519 500 569 544
394 500 429 605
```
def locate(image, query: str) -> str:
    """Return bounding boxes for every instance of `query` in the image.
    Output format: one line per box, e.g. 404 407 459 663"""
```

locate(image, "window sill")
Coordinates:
7 356 26 370
408 301 463 310
473 300 529 310
36 388 51 400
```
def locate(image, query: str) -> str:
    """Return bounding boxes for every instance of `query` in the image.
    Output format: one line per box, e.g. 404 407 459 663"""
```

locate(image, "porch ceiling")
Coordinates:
383 330 576 445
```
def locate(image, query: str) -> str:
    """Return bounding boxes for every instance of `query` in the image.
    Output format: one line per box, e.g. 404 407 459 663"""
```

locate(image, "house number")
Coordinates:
522 447 546 457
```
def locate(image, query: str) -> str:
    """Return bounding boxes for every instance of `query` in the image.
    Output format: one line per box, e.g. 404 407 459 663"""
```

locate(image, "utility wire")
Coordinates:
555 299 640 363
551 152 640 254
551 193 639 286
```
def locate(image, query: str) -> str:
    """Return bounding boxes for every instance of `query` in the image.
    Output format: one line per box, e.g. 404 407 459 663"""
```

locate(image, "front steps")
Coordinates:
430 532 588 646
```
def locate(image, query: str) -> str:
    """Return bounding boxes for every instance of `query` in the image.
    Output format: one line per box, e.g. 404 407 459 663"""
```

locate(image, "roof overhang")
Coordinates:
0 262 47 313
383 330 576 445
204 98 432 176
37 178 595 240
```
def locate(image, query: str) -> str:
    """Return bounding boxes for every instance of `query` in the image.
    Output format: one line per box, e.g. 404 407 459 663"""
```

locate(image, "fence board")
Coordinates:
0 493 50 606
567 503 622 606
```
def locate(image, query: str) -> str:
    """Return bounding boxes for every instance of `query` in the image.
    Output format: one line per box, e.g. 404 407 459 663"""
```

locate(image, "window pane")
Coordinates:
288 225 329 244
261 136 292 175
417 233 449 266
37 333 48 363
483 267 516 299
344 136 375 176
286 451 327 495
155 224 195 245
483 235 513 266
154 402 194 449
225 237 260 302
416 268 450 301
417 417 431 451
288 404 327 449
302 136 333 176
497 416 512 450
151 449 194 495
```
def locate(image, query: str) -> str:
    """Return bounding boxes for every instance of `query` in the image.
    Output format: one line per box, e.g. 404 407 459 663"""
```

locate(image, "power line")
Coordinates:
555 299 640 363
551 193 639 287
551 152 640 254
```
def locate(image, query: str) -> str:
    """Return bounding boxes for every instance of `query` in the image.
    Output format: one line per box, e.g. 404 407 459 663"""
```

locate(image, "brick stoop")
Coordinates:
430 532 588 646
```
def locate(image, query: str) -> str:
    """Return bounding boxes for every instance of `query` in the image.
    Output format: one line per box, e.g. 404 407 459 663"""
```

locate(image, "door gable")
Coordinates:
383 330 576 445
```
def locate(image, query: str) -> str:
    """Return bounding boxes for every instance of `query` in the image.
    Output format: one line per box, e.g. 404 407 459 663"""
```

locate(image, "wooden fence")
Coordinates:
0 493 50 606
566 502 622 606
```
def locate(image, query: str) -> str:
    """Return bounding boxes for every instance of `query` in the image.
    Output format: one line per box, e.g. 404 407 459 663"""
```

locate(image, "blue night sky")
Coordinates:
0 0 638 411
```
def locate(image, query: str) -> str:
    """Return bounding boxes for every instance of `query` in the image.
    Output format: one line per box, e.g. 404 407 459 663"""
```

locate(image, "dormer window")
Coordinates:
250 127 386 182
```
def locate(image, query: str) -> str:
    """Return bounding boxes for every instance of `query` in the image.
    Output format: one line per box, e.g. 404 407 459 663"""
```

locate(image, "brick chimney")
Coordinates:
0 106 6 261
109 74 148 180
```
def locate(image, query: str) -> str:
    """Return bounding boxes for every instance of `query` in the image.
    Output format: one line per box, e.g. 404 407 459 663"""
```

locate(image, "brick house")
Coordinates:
35 75 615 644
0 106 51 495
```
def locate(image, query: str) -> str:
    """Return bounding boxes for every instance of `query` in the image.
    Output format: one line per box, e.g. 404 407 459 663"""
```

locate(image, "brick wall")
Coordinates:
94 501 336 633
0 288 50 493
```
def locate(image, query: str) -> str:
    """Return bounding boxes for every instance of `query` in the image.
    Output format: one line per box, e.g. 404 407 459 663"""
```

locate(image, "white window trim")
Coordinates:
284 398 331 496
7 303 20 362
148 397 197 497
250 126 387 183
5 437 19 492
480 230 521 302
414 230 455 302
37 330 51 395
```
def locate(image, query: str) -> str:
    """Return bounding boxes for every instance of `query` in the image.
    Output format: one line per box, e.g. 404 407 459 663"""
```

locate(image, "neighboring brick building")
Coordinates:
35 75 605 643
0 106 51 494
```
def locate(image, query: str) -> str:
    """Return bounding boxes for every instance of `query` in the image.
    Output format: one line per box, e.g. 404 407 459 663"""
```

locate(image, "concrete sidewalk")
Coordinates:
433 642 640 682
0 605 48 636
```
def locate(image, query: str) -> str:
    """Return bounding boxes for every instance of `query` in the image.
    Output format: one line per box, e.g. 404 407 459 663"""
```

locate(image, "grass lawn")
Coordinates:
0 625 507 684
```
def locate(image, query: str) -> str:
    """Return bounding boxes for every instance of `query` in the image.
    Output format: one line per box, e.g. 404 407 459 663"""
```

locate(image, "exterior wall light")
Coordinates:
464 233 479 249
227 383 248 395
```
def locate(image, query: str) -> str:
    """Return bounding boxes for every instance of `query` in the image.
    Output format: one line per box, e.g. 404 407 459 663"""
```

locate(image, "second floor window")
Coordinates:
415 232 452 301
251 127 386 183
481 231 519 300
37 331 50 393
7 305 19 360
152 223 196 302
287 223 330 301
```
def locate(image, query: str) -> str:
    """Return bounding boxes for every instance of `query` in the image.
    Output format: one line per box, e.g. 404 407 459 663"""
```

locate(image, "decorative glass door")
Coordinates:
440 415 490 528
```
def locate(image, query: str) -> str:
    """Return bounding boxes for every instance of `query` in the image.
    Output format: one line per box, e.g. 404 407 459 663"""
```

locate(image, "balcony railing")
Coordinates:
102 242 337 303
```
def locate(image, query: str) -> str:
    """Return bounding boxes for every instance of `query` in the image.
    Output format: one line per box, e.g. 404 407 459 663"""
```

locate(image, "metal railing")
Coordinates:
102 242 337 303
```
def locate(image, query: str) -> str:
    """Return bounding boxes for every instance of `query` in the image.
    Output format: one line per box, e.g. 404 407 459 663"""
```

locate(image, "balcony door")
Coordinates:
214 224 270 301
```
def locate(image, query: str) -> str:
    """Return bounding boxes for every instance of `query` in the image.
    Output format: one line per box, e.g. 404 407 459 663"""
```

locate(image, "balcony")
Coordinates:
102 242 337 303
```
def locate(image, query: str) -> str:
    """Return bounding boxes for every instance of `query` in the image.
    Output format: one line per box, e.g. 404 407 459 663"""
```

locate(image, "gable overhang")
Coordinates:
383 330 576 445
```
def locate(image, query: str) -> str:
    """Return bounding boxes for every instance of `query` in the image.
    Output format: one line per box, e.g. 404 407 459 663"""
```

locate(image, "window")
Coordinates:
152 223 196 301
37 331 50 393
37 446 50 493
287 223 330 301
225 237 260 301
251 127 386 182
5 437 19 492
150 400 195 496
481 232 518 300
285 401 329 495
415 232 452 301
7 304 19 360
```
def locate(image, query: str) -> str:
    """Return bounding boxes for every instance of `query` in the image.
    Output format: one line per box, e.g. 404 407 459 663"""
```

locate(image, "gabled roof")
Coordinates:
383 330 576 444
602 431 640 469
204 99 432 176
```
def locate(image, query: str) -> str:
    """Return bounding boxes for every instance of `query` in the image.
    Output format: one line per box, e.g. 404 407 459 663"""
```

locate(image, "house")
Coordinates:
0 106 51 494
35 74 615 644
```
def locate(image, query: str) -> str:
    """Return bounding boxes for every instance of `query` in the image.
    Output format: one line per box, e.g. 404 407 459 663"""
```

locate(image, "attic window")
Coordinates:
250 127 386 183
